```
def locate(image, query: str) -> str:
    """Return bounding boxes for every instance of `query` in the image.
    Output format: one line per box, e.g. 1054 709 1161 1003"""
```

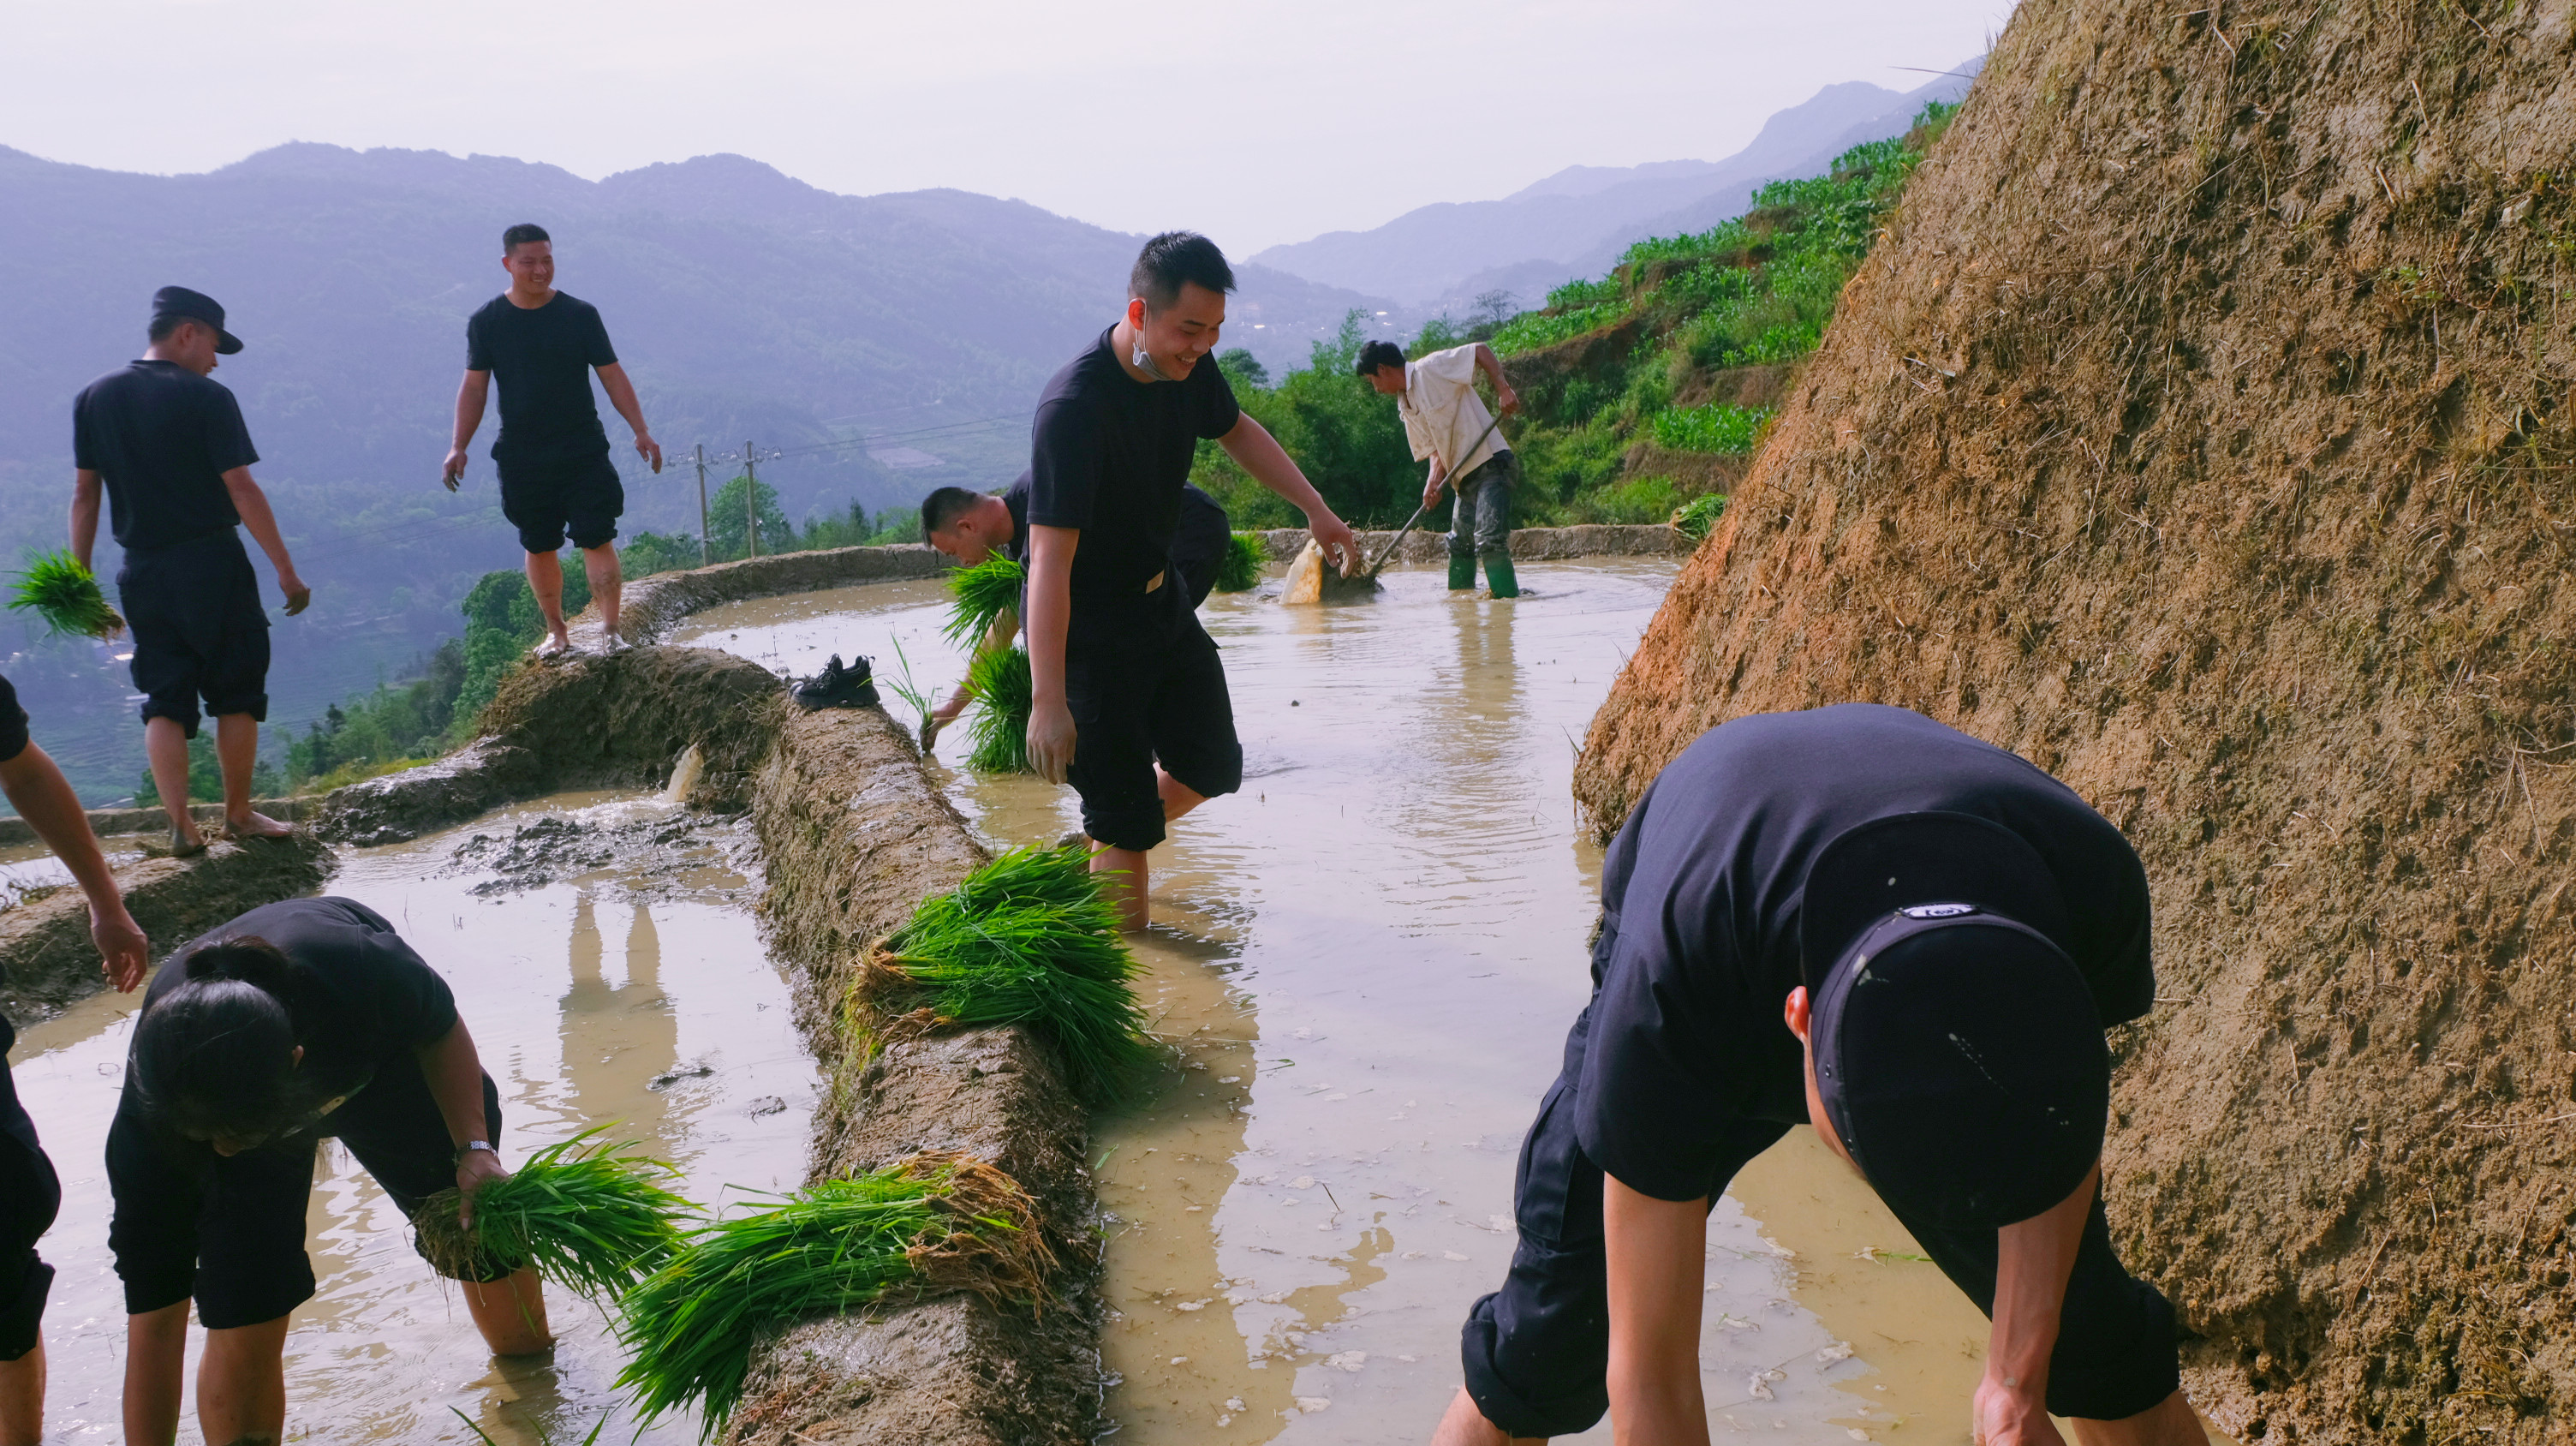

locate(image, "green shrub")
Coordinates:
1546 275 1624 310
1491 300 1626 356
1652 403 1774 455
1561 475 1681 526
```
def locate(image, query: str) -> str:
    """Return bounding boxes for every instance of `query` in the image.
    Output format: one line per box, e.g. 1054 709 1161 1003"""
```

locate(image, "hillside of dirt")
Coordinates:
1572 2 2576 1441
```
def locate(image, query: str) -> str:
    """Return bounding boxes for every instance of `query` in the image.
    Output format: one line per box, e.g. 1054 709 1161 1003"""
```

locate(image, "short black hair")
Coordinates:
503 222 552 254
919 486 986 540
1355 340 1406 376
1130 231 1235 312
147 314 189 344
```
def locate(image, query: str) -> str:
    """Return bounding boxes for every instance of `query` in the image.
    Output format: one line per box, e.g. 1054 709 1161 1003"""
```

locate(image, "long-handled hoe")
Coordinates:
1283 409 1509 604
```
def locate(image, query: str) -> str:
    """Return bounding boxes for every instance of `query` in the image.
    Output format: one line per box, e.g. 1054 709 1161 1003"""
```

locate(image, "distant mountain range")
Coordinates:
1250 63 1981 308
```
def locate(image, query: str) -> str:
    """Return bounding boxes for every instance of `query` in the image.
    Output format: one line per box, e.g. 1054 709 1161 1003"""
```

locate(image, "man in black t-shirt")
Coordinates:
73 286 313 855
0 675 151 1446
1434 706 2208 1446
1023 232 1360 930
110 896 549 1444
918 474 1233 752
441 223 664 655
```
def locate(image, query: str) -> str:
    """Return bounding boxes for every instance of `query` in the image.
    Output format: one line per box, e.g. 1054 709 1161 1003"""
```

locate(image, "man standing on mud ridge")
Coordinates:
1358 337 1521 598
442 223 662 654
1023 231 1360 930
74 286 311 854
917 473 1233 753
1434 704 2209 1446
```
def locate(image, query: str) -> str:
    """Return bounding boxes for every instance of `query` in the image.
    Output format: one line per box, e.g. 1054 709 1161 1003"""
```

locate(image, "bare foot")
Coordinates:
224 811 295 841
164 827 209 858
534 632 572 659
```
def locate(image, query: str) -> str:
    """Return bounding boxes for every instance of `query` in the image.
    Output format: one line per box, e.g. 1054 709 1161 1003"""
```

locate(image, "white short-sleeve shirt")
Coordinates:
1397 344 1502 478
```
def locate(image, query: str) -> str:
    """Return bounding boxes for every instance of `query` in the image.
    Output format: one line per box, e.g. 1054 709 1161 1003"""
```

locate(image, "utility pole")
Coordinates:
694 443 711 567
743 441 760 558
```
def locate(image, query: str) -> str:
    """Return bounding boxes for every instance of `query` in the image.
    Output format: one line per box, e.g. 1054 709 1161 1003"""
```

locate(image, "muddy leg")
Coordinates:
1155 770 1206 825
2070 1391 2209 1446
122 1302 187 1446
1431 1387 1547 1446
524 551 570 652
462 1268 552 1356
580 543 622 642
216 715 289 838
0 1334 42 1446
194 1312 289 1446
1092 846 1150 933
144 718 203 850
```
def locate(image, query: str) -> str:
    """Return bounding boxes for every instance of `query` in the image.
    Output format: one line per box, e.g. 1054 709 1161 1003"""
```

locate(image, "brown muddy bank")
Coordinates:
1572 0 2576 1439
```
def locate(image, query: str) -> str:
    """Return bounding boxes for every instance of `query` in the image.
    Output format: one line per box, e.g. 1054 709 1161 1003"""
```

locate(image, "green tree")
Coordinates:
707 475 791 559
454 567 587 726
1217 348 1270 388
622 531 702 579
1191 311 1420 529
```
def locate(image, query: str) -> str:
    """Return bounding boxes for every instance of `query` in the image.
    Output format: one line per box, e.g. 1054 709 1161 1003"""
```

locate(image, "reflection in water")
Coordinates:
2 792 815 1445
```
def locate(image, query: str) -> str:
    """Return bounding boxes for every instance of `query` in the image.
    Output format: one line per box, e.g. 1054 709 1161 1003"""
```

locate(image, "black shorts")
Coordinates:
107 1059 512 1329
0 1019 60 1363
116 530 270 736
1168 483 1232 609
1065 579 1242 851
498 451 623 555
1460 1003 2180 1437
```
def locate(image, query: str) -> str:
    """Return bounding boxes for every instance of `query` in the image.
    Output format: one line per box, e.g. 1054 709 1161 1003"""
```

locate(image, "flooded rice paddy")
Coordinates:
677 559 2003 1445
3 792 815 1443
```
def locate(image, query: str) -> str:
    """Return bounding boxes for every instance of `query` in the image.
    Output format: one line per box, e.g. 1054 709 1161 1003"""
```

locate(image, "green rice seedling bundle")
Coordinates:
880 635 935 738
856 844 1149 1098
963 644 1033 774
1673 493 1728 541
616 1150 1052 1437
7 552 122 641
412 1127 696 1300
1212 531 1265 593
942 554 1026 648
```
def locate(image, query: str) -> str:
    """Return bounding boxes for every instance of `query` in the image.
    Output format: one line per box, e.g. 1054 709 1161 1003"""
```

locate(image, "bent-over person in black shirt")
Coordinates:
1023 232 1361 931
72 287 312 855
1434 706 2209 1446
918 473 1234 753
110 897 548 1446
441 223 663 654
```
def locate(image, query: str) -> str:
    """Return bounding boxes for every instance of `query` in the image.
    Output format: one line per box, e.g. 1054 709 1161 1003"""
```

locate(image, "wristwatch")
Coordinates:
458 1139 496 1161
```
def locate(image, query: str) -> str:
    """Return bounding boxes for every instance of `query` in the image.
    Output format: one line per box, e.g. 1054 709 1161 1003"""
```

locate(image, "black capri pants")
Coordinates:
0 1019 61 1363
1064 578 1242 852
1460 1004 2180 1437
107 1056 512 1330
116 530 271 736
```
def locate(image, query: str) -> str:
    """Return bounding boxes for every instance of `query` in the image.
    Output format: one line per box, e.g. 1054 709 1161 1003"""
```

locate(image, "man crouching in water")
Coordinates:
1436 704 2209 1446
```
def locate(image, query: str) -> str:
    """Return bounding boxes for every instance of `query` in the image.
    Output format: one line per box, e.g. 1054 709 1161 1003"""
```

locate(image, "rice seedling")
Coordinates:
616 1150 1052 1437
856 845 1149 1098
1673 493 1730 541
450 1406 611 1446
7 551 122 641
1213 531 1266 593
880 635 935 739
942 554 1025 648
411 1127 696 1300
963 645 1033 774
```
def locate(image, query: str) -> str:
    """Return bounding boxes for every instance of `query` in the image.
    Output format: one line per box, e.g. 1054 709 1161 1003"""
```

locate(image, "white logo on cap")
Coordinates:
1900 902 1978 919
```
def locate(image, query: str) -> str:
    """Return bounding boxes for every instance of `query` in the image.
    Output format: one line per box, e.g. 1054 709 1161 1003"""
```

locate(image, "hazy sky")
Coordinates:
4 0 2012 254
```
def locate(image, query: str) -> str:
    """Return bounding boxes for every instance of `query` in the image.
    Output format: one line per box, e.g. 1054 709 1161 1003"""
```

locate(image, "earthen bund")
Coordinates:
0 529 1690 1442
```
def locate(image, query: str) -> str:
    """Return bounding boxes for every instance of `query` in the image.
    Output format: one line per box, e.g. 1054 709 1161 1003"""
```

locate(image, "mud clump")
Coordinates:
0 834 335 1022
445 813 748 899
1573 3 2576 1440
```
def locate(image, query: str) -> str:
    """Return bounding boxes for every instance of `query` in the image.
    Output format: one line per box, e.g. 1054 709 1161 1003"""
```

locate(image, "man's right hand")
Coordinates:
92 902 148 994
1027 698 1077 785
441 446 469 492
278 567 312 617
1971 1373 2066 1446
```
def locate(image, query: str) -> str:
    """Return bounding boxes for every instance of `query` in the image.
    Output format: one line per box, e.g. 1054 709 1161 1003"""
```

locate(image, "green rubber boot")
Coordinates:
1448 552 1477 590
1482 553 1520 599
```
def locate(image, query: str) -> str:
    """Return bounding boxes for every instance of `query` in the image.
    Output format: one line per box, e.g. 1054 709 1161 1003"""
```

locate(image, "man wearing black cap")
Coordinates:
1434 704 2207 1446
73 288 311 855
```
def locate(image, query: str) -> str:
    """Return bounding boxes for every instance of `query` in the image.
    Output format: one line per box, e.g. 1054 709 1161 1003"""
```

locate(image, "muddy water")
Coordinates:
680 560 2033 1444
2 791 816 1444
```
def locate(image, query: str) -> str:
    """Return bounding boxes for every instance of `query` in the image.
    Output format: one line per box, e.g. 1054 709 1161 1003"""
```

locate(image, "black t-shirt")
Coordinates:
0 674 26 766
1000 472 1033 567
71 361 257 553
140 896 459 1115
1575 704 2155 1202
999 472 1228 605
465 291 617 464
1028 328 1242 599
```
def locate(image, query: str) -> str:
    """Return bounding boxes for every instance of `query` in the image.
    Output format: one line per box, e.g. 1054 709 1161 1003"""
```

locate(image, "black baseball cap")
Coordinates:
1799 814 2109 1229
151 286 242 355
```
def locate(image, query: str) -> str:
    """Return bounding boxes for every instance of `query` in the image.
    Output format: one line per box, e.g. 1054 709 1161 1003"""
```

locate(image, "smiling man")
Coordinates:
441 223 662 654
1434 703 2209 1446
1021 231 1358 930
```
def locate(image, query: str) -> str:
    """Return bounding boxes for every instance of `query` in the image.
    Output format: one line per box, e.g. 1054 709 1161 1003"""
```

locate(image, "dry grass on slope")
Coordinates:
1574 1 2576 1440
